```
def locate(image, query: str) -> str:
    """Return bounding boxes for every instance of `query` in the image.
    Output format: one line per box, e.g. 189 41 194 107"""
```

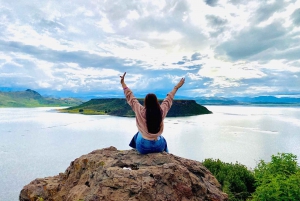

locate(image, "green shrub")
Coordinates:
252 153 300 201
203 158 255 201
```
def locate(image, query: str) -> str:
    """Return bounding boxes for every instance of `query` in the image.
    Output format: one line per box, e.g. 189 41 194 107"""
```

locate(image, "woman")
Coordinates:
120 72 185 154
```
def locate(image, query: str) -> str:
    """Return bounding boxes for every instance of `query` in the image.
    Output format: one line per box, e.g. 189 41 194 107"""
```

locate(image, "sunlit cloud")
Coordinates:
0 0 300 97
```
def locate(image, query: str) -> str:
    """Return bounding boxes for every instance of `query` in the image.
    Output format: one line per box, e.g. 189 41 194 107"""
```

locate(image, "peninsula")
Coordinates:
60 98 212 117
0 89 83 107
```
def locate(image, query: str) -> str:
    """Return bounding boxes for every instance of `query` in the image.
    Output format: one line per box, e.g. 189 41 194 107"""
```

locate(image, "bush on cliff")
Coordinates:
202 159 255 201
203 153 300 201
252 153 300 201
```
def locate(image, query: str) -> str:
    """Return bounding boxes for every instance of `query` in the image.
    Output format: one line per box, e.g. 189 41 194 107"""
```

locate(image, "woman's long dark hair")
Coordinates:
144 93 162 134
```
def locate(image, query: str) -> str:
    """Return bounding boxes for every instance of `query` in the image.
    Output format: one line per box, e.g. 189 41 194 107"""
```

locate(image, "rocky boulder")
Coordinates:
20 146 228 201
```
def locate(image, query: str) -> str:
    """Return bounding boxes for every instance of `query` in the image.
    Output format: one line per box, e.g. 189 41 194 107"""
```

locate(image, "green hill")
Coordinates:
0 89 83 107
60 98 212 117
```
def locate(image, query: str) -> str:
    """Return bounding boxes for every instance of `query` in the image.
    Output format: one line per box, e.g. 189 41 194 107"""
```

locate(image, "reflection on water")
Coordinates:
0 106 300 200
165 106 300 168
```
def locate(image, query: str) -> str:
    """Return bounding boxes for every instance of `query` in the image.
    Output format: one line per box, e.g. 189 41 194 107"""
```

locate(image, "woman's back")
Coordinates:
120 72 185 154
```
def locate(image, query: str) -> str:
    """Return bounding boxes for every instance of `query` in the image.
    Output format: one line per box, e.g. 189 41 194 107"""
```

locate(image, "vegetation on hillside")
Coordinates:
203 153 300 201
252 153 300 201
203 159 256 200
0 89 83 107
60 98 212 117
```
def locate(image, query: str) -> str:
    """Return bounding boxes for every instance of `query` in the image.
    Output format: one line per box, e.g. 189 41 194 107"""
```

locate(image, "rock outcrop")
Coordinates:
20 146 228 201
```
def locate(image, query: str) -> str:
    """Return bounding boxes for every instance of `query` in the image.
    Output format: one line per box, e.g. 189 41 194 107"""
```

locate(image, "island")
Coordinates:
59 98 212 117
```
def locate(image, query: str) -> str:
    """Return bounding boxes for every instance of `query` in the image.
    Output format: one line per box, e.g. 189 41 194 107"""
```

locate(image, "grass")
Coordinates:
59 108 107 115
0 90 82 107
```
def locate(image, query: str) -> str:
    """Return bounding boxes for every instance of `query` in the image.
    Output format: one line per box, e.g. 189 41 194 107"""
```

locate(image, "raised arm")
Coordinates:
120 72 128 89
120 72 142 112
161 78 185 117
171 78 185 95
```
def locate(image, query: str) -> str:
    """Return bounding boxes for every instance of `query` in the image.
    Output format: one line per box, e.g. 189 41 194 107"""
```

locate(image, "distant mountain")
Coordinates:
195 97 239 105
232 96 300 105
0 89 83 107
60 98 212 117
194 96 300 105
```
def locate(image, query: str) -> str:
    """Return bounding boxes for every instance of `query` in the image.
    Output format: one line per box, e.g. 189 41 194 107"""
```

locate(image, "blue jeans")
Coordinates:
132 132 168 154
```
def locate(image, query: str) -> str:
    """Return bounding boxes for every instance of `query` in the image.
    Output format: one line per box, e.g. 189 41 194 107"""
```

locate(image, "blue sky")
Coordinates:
0 0 300 98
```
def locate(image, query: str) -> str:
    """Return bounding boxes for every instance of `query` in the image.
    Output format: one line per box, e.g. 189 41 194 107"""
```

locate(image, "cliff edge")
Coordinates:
20 146 228 201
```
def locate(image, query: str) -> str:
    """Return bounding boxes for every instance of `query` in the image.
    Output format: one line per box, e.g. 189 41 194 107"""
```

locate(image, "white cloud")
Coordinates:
96 16 115 33
5 24 73 51
148 31 182 41
127 10 140 20
0 0 300 97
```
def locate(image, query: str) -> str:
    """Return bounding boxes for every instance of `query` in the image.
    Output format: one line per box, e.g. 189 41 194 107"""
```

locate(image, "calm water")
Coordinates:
1 106 300 200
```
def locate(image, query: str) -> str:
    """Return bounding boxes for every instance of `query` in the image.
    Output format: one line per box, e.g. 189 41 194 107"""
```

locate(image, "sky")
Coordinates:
0 0 300 98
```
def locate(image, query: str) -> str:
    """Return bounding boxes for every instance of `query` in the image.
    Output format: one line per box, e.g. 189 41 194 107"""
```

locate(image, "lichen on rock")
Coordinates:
20 146 228 201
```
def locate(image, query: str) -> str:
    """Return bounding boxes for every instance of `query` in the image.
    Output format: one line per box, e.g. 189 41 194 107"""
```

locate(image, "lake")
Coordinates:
1 106 300 200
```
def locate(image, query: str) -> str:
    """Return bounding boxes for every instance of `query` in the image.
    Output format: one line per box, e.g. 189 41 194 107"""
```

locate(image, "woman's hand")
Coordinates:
175 78 185 89
120 72 127 88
